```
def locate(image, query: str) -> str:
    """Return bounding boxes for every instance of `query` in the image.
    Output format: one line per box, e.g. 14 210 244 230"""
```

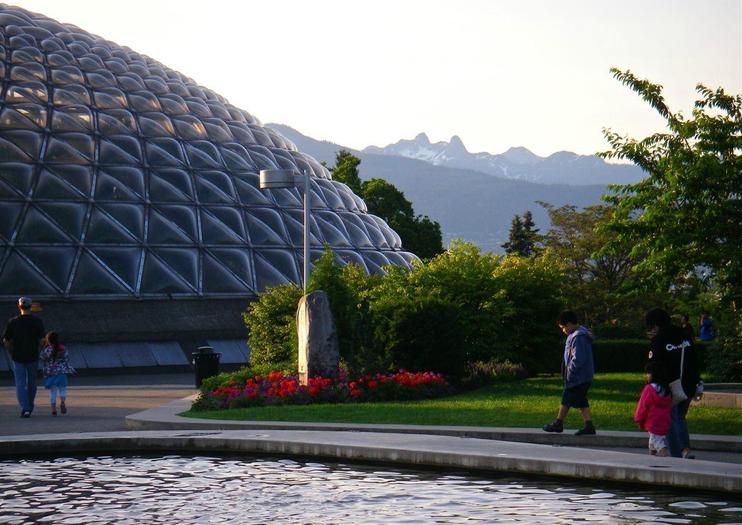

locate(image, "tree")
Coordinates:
539 202 654 328
601 68 742 312
502 210 540 256
330 149 363 195
361 177 414 223
362 178 444 259
405 214 444 260
329 151 444 260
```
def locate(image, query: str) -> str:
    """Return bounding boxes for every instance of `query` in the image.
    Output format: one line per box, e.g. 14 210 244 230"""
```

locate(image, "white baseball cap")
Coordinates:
17 296 32 309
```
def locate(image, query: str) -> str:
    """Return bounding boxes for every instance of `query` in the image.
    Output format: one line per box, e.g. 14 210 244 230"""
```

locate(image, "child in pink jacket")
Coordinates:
634 362 672 456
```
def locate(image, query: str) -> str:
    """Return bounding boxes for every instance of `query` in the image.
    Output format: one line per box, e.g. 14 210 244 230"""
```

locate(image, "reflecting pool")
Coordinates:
1 455 740 524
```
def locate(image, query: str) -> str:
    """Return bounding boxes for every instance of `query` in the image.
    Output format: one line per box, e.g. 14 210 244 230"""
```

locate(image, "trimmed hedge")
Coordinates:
592 339 709 373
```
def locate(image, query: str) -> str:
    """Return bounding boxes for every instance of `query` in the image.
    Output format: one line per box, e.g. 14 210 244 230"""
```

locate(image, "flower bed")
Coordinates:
192 370 452 411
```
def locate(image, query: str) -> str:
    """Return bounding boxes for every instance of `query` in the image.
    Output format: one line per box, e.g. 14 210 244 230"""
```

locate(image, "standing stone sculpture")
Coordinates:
296 291 339 385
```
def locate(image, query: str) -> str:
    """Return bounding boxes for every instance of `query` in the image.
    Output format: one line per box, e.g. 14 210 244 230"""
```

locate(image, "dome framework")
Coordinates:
0 5 416 302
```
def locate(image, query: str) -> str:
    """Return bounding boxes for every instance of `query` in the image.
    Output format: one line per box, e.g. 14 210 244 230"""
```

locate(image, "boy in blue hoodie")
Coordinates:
543 310 596 435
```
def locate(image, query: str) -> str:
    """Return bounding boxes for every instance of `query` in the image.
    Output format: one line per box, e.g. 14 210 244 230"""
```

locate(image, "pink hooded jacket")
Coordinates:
634 383 672 436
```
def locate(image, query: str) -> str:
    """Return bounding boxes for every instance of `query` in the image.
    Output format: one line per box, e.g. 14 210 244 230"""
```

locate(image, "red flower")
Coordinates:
350 389 362 397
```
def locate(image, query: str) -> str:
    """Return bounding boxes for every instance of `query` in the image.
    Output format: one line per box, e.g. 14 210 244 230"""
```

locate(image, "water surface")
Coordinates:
1 455 740 524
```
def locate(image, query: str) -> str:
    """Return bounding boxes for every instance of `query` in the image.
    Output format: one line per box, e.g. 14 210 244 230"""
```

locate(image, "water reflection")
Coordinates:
0 455 740 524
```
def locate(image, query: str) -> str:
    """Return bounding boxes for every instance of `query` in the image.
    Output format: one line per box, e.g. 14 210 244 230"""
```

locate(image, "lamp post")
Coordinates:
259 168 311 293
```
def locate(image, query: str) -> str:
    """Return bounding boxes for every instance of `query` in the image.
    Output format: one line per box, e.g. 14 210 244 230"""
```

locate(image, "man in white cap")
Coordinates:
2 297 45 417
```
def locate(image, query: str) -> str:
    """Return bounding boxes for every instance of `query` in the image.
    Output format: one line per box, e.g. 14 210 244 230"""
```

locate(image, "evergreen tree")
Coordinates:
521 211 541 254
330 149 363 195
502 214 524 255
502 211 539 256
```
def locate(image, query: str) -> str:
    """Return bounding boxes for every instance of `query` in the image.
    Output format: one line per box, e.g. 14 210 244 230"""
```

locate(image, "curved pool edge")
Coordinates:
125 397 742 452
1 430 740 494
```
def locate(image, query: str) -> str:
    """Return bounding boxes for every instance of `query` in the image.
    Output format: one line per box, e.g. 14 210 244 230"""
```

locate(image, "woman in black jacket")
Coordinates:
645 308 703 459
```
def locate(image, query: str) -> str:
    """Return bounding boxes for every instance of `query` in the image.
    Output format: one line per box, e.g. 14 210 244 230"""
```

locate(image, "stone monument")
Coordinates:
296 291 340 385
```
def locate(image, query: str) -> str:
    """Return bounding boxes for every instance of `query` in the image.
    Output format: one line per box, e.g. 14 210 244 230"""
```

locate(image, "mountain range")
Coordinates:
363 132 644 185
267 124 643 254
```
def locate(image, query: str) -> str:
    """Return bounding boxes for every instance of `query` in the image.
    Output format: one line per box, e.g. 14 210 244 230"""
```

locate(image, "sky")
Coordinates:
9 0 742 157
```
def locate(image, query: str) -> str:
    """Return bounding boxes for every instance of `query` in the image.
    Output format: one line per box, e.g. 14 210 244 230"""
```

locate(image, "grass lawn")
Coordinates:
183 373 742 435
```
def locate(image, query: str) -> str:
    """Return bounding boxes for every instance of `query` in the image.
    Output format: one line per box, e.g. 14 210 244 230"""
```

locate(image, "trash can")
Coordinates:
192 346 221 387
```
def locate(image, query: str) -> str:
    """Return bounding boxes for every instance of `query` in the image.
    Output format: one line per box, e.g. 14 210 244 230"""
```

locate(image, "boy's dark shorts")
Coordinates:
561 381 591 408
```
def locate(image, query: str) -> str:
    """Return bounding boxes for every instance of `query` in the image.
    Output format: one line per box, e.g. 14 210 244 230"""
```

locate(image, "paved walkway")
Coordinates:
0 374 195 435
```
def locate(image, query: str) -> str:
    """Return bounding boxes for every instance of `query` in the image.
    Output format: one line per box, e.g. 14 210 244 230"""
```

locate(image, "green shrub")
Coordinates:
461 359 529 389
591 339 649 372
592 322 646 340
705 334 742 382
490 254 565 372
307 246 383 374
368 242 564 381
243 284 302 368
337 263 384 373
368 242 508 381
241 241 568 383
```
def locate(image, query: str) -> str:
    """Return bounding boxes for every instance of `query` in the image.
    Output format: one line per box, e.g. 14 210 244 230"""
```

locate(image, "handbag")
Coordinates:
669 346 687 407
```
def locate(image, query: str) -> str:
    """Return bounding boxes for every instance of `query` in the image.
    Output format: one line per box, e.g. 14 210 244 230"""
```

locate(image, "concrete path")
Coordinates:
0 375 195 435
2 429 741 494
127 396 742 464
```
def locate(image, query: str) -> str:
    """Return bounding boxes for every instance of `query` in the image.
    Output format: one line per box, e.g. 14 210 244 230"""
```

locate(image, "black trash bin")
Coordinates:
192 346 221 387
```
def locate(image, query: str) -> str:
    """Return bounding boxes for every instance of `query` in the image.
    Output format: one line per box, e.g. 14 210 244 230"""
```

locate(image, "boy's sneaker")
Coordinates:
60 402 67 415
21 411 31 418
543 419 563 433
575 422 596 436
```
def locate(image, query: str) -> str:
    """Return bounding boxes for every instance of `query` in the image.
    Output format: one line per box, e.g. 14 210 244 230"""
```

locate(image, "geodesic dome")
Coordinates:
0 5 417 301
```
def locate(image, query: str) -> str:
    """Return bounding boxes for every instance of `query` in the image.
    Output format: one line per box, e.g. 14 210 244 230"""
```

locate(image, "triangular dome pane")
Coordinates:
0 202 24 241
0 162 34 195
151 247 198 288
148 207 196 244
88 246 142 289
70 251 132 295
86 207 140 243
140 251 196 294
0 250 58 294
149 169 193 202
200 209 244 244
202 251 253 293
209 248 255 290
16 206 74 243
18 246 77 291
35 169 86 200
253 249 300 292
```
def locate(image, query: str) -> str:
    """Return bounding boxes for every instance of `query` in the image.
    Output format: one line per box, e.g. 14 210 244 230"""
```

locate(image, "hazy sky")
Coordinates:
10 0 742 157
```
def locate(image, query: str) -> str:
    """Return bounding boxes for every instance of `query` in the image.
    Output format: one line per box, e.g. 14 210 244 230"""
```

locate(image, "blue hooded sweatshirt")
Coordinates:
562 325 594 388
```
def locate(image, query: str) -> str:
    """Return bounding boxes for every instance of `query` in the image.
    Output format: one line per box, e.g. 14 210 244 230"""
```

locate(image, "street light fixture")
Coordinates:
259 168 311 293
